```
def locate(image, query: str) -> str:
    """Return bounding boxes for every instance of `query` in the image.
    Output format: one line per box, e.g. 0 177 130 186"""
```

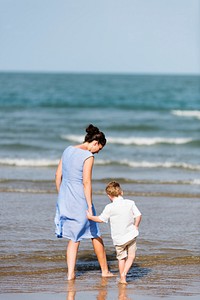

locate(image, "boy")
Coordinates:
87 181 142 284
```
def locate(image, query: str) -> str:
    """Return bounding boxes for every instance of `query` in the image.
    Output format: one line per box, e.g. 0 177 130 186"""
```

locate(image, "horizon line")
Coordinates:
0 70 199 76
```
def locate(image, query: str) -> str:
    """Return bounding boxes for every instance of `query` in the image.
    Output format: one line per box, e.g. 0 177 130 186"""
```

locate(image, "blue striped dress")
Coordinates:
54 146 101 242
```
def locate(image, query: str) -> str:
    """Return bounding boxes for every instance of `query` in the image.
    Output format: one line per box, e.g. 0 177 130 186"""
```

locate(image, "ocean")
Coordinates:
0 72 200 298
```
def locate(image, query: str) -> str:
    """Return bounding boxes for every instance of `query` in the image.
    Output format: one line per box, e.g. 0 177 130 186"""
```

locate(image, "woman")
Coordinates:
54 124 113 280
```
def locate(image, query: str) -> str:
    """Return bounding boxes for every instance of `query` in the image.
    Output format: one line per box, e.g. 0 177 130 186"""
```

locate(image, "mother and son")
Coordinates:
54 124 142 284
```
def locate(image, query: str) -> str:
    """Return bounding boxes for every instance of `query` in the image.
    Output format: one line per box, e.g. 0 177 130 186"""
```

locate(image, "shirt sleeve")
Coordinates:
132 202 142 217
99 204 111 223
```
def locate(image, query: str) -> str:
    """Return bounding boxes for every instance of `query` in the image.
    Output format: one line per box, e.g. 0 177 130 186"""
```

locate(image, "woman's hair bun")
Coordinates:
86 124 100 134
84 124 106 146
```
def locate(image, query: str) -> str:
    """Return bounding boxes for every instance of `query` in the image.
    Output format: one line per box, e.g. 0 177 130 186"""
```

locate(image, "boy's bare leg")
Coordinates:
118 258 127 284
123 253 135 275
66 240 80 280
92 237 114 277
67 280 76 300
120 253 135 284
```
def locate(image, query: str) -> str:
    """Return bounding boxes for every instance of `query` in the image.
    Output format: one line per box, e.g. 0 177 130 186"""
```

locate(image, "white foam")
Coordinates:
1 157 199 171
172 110 200 119
190 179 200 185
95 159 200 170
61 134 192 145
128 161 200 170
107 137 192 145
0 158 59 167
61 134 83 143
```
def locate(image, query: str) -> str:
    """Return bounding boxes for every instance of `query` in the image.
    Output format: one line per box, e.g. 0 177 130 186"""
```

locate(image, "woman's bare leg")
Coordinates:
92 237 113 277
66 240 80 280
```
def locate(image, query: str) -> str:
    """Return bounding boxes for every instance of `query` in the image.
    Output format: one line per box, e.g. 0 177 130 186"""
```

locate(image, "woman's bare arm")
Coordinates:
86 211 103 223
55 159 62 193
83 156 94 213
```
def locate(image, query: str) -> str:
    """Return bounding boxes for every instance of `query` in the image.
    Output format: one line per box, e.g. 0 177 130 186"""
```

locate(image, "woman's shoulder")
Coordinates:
63 146 93 158
63 145 72 153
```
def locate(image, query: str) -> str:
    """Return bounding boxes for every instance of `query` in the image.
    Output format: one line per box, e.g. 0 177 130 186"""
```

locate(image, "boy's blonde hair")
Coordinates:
105 181 122 197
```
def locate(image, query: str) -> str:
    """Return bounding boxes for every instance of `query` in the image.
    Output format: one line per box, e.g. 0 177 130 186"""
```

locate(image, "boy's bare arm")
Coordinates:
86 210 103 223
135 215 142 229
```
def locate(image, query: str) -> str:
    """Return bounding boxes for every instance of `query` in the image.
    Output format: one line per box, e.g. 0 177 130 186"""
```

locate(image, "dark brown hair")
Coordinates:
84 124 106 147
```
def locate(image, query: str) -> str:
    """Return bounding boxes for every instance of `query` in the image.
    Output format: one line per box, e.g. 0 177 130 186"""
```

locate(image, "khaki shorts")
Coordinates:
115 238 137 260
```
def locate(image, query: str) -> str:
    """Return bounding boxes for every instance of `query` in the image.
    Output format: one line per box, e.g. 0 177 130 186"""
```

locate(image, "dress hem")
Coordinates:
57 233 102 242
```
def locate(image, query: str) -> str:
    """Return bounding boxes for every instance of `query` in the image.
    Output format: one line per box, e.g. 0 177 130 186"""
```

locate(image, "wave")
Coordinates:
107 137 193 145
191 179 200 185
172 110 200 120
95 178 200 186
61 134 84 143
61 134 193 145
1 177 200 187
0 158 199 171
0 188 54 193
0 158 59 167
95 159 200 171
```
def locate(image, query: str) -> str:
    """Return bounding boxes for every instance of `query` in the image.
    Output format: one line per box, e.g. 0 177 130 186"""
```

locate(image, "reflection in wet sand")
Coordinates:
118 284 132 300
66 277 134 300
66 280 76 300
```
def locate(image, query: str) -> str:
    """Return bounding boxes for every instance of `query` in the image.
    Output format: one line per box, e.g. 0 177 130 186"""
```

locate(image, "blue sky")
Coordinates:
0 0 199 74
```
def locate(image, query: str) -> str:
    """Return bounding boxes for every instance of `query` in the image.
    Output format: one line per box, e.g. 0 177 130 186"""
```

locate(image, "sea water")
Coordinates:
0 73 200 188
0 72 199 297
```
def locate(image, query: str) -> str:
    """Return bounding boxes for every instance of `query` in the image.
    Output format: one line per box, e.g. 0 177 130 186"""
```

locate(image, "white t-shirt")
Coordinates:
99 196 141 245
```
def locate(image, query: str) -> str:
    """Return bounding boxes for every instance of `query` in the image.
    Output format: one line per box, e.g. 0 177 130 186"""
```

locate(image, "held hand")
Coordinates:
87 206 93 216
86 209 92 219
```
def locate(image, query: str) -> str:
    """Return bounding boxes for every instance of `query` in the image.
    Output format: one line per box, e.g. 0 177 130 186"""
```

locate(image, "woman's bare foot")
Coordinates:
102 271 115 277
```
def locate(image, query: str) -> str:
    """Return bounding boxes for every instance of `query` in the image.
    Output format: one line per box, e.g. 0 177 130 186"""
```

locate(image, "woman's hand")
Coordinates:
87 205 93 216
86 210 103 223
86 209 93 219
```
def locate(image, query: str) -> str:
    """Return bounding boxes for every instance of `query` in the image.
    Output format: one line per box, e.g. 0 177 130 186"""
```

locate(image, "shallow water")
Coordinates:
0 185 199 297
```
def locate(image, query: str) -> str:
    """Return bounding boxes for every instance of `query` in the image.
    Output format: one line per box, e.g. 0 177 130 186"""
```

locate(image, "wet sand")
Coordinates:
0 190 200 299
0 295 199 300
1 291 200 300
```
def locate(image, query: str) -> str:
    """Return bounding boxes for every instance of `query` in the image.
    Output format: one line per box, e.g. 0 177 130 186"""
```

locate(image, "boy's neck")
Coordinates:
112 195 123 201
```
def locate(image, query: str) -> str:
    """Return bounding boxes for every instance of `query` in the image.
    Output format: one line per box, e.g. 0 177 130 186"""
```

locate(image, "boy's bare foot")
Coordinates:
118 280 128 284
118 274 127 284
67 277 76 281
118 279 127 285
67 273 76 281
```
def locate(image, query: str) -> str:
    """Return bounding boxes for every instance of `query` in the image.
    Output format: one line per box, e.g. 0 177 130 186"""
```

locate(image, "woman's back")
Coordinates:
62 146 93 184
